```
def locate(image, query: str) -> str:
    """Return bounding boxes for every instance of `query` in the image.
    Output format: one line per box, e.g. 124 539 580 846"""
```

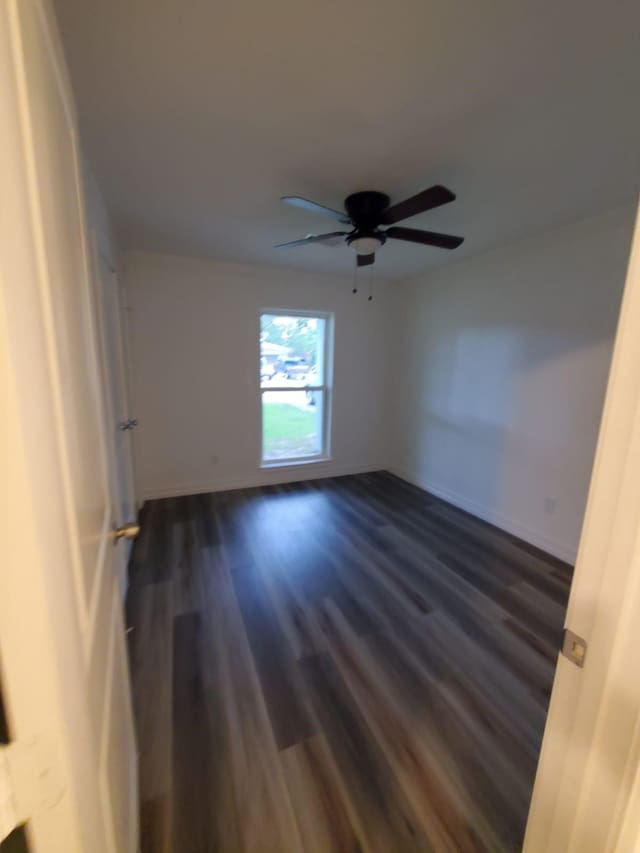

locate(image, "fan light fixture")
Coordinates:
352 236 382 255
275 186 464 267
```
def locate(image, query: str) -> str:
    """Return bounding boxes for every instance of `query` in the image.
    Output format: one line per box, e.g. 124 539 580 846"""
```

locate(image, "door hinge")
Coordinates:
0 735 65 841
561 627 588 668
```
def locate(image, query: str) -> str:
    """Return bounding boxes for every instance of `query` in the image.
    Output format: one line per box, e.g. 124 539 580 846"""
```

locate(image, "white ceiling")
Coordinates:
54 0 640 280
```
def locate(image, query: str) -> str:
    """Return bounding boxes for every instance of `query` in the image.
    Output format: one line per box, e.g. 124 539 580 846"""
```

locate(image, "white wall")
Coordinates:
125 251 392 498
391 206 635 562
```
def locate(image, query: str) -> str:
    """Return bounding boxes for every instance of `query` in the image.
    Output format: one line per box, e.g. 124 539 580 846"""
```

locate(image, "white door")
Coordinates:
0 0 138 850
94 248 138 590
524 200 640 851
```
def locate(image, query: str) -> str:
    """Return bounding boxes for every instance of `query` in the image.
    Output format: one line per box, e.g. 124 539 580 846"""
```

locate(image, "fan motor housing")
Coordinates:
344 191 390 229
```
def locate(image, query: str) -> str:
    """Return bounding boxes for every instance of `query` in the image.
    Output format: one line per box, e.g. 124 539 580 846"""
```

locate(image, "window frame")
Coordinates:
259 308 334 468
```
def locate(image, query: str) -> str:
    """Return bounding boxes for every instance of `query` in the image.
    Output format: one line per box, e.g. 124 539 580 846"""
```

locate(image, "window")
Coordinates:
260 310 333 465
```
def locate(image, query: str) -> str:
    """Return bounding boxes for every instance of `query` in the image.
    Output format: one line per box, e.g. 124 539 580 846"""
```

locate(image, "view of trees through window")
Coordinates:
260 312 330 462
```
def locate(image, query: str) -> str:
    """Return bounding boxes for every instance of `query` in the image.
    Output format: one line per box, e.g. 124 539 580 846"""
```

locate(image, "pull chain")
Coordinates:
352 261 358 294
368 266 373 302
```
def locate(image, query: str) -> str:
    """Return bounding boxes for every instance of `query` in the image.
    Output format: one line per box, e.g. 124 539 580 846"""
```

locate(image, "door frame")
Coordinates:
91 237 137 589
524 198 640 851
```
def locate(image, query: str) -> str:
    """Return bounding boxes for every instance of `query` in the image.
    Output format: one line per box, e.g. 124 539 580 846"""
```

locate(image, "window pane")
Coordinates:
260 314 326 388
262 389 324 461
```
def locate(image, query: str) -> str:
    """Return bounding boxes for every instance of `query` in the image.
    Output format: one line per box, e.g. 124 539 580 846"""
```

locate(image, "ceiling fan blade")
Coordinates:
385 226 464 250
281 196 351 224
357 253 375 267
274 231 348 249
380 185 456 225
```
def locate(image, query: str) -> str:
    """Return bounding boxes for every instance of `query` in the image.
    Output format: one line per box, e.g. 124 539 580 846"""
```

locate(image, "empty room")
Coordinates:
1 1 640 852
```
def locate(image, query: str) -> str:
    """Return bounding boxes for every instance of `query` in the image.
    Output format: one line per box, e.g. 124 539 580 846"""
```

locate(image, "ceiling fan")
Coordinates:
275 185 464 266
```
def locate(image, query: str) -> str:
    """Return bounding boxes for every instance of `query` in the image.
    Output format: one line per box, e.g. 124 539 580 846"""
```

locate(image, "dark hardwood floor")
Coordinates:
126 471 572 853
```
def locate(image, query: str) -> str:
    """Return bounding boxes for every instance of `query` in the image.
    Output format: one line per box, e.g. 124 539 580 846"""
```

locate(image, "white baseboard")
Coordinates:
138 461 386 502
388 466 577 564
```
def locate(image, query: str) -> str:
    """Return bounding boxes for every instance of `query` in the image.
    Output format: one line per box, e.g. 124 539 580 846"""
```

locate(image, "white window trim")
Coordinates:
259 309 334 468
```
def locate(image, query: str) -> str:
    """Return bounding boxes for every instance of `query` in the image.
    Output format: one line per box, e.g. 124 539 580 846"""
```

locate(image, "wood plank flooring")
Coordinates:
126 471 573 852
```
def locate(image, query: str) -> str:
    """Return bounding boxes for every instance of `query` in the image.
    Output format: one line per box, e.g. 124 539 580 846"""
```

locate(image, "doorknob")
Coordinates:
127 418 138 429
113 522 140 543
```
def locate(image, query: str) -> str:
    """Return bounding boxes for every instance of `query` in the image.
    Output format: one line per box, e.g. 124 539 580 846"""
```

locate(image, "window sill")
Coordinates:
260 456 331 470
